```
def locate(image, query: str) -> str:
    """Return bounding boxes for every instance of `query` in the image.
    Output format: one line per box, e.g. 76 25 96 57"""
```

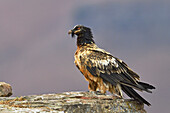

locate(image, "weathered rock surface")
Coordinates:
0 91 146 113
0 82 12 97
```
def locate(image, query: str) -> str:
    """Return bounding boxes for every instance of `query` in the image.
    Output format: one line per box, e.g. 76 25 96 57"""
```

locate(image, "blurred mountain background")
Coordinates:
0 0 169 112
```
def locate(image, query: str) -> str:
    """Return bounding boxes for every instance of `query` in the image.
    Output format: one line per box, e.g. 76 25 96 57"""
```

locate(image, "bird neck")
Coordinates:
77 36 95 47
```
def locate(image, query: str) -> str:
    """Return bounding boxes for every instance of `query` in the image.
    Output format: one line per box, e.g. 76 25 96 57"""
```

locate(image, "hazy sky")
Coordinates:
0 0 169 113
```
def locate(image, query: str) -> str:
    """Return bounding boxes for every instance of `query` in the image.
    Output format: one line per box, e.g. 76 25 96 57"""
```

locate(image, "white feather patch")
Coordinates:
111 58 119 68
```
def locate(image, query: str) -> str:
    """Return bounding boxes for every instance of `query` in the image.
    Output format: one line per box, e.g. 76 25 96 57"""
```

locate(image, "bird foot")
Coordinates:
112 94 122 99
88 91 105 95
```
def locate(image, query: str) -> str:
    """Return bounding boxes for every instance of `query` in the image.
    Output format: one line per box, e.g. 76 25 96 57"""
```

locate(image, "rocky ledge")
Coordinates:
0 91 146 113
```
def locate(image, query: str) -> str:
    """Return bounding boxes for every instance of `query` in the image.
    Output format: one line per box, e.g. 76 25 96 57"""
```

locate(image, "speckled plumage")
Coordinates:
68 25 155 106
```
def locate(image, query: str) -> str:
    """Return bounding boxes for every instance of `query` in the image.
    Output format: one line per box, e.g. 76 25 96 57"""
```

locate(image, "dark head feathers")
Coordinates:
68 25 93 39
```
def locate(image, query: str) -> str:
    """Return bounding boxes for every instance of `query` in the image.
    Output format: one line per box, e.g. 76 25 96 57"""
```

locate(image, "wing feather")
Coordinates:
82 49 142 89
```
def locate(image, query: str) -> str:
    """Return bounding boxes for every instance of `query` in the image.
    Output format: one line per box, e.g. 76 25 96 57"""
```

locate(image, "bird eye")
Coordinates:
77 27 80 30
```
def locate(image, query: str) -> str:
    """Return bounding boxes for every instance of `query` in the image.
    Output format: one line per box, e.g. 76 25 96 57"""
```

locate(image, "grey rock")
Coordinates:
0 82 12 97
0 91 146 113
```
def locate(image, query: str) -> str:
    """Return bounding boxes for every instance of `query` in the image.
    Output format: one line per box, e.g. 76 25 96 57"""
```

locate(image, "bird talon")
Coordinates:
89 91 105 95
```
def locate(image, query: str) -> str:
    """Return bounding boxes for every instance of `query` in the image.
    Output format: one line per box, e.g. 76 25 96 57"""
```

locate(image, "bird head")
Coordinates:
68 25 93 39
68 25 94 46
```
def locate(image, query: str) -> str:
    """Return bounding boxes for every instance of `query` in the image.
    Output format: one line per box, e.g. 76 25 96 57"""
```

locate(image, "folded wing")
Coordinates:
82 49 155 106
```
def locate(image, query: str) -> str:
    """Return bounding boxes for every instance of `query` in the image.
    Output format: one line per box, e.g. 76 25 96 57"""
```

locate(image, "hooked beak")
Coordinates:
68 29 81 37
68 30 72 34
68 30 75 37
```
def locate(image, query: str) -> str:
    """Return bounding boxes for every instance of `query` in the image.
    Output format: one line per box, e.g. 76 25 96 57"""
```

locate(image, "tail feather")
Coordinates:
121 85 151 106
138 82 155 89
121 81 155 93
